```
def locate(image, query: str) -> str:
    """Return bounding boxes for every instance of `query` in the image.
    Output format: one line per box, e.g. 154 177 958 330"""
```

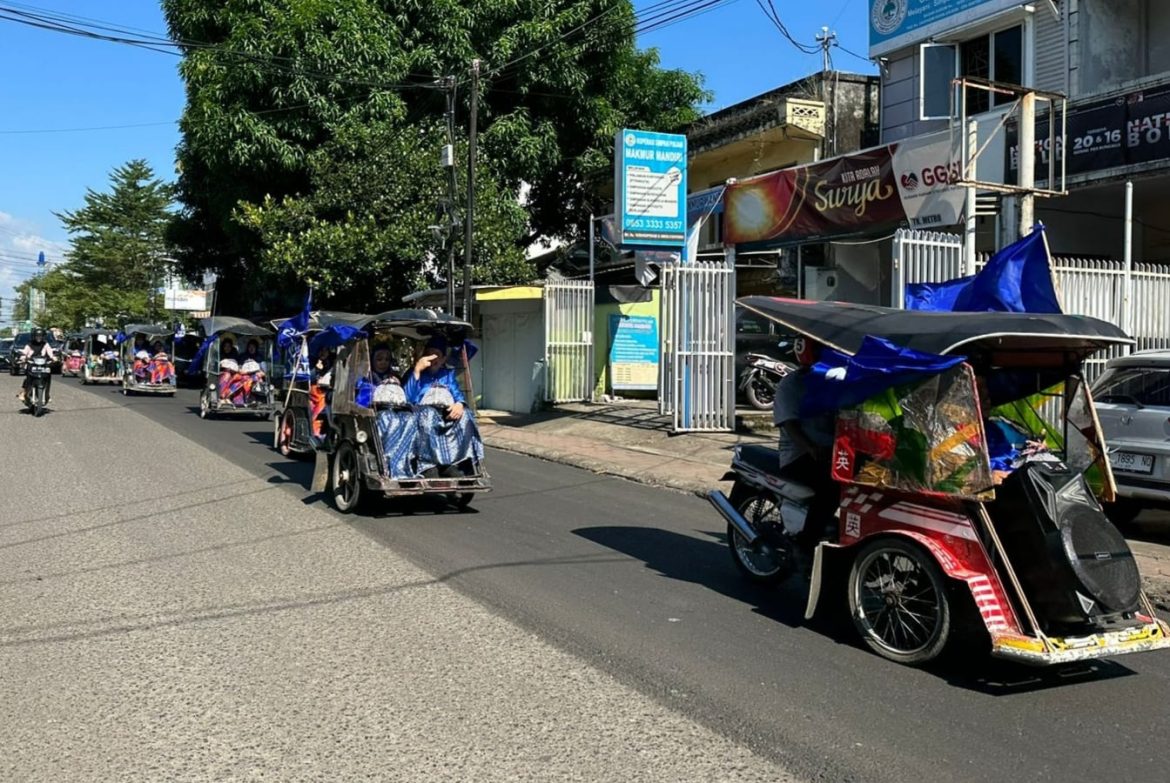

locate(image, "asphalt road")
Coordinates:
34 378 1170 781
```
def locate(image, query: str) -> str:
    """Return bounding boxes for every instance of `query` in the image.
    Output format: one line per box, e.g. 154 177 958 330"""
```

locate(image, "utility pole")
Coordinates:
462 59 481 322
443 75 459 315
816 26 837 158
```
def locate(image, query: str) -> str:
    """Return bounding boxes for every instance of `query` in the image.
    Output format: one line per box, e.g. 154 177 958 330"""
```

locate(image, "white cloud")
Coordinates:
0 211 70 327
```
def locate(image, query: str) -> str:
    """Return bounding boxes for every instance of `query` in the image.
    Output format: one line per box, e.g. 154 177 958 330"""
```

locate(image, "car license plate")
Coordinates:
1110 451 1155 474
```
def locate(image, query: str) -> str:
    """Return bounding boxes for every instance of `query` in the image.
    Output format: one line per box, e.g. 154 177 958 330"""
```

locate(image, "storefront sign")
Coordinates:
614 129 687 247
723 133 963 245
1006 83 1170 183
870 0 1016 58
608 314 659 391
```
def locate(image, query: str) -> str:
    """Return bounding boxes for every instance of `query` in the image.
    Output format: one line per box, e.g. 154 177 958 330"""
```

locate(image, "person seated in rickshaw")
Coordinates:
404 335 484 477
132 349 152 380
309 345 336 439
220 337 240 363
772 336 840 544
367 344 419 478
147 341 176 384
242 339 268 374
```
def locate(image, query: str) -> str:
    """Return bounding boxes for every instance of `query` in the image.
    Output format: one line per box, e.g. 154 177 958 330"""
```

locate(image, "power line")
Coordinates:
0 4 445 92
833 41 872 65
753 0 818 54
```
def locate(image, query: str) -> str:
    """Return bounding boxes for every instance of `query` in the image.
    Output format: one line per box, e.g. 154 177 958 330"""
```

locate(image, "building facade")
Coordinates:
872 0 1170 260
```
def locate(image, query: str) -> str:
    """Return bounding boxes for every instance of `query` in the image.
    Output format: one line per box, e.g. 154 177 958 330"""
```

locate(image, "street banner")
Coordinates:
614 129 687 247
1006 82 1170 183
723 133 963 245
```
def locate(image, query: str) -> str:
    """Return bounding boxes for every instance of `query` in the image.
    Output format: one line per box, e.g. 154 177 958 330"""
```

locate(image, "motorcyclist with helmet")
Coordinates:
17 327 56 404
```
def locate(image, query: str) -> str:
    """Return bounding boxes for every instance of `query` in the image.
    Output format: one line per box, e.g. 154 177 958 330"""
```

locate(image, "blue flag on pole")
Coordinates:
801 336 967 416
905 226 1061 314
186 334 216 375
277 289 313 351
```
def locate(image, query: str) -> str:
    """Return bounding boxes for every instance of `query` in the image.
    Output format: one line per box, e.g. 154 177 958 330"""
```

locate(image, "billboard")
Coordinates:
164 288 208 311
723 132 963 245
608 314 658 391
869 0 1017 58
614 129 687 247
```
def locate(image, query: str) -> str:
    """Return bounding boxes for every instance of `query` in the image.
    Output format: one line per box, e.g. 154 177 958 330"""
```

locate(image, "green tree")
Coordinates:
163 0 706 310
39 160 176 329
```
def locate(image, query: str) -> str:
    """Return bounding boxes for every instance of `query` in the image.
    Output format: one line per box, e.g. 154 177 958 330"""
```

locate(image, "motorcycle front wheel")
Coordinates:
727 483 792 584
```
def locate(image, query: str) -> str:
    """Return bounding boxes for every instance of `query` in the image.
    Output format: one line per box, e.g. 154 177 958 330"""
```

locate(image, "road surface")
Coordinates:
4 375 1170 781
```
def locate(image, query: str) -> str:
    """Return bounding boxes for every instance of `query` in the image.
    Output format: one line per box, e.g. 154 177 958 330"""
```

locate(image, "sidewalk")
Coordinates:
479 400 1170 607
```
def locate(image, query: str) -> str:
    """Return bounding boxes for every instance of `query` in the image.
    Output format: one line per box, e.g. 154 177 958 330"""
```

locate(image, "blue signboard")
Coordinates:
608 314 659 391
869 0 1015 57
614 129 687 248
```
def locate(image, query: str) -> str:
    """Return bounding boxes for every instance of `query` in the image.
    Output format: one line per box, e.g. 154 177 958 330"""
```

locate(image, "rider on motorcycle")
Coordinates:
17 327 55 403
771 336 839 543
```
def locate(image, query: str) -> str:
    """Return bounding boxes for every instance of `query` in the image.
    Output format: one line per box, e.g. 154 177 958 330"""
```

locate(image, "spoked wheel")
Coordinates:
848 539 951 666
331 441 364 513
727 484 792 584
276 408 296 457
744 373 775 410
198 391 211 419
82 366 91 385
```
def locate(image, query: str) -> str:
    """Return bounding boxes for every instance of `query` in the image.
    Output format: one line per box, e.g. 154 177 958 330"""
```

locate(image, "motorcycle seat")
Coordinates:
734 444 816 503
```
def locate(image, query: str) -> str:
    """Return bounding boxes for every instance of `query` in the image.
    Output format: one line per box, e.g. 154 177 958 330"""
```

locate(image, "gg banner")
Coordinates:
723 132 963 245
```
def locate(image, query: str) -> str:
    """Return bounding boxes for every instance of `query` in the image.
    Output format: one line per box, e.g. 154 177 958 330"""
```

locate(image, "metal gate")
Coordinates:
659 260 736 432
891 229 964 307
543 280 594 403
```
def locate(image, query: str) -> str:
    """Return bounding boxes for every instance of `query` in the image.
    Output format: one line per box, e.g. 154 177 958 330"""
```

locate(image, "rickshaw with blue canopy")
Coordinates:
307 309 491 512
120 324 176 396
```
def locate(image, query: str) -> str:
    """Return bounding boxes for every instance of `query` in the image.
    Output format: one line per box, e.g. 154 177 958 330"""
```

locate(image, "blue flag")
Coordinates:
186 335 216 375
308 324 366 356
277 289 313 351
905 227 1061 314
801 336 967 416
953 227 1061 313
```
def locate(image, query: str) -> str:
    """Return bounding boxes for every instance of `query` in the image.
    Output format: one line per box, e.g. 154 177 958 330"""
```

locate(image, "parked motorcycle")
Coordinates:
23 355 52 417
738 352 793 410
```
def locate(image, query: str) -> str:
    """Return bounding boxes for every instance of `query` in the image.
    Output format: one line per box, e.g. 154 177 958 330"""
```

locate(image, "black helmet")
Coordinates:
30 327 46 343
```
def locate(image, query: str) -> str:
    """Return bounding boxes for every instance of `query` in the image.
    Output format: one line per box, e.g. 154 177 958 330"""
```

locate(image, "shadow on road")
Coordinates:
572 524 834 633
574 524 1143 694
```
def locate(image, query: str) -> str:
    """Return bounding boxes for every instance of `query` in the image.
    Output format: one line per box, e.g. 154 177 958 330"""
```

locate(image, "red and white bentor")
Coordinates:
710 298 1170 667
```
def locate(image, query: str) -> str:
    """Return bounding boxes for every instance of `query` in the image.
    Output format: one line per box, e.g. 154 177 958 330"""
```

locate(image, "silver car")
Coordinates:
1093 350 1170 524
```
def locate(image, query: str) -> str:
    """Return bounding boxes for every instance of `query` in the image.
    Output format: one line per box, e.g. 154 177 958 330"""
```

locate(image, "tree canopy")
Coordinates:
25 160 175 330
163 0 706 312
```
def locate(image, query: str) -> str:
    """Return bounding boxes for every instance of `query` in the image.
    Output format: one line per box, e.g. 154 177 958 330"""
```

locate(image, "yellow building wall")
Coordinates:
689 130 819 190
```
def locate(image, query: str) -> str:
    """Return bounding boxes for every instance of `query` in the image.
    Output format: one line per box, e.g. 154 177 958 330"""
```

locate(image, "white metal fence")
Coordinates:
543 280 594 403
659 260 736 432
890 229 964 307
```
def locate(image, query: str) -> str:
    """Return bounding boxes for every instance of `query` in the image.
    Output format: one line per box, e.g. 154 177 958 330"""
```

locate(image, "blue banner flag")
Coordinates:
907 227 1060 314
277 289 313 351
801 336 967 416
953 227 1061 314
308 324 365 356
186 335 216 375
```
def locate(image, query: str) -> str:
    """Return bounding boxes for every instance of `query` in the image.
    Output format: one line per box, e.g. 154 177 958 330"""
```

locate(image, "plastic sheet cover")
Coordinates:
831 364 994 500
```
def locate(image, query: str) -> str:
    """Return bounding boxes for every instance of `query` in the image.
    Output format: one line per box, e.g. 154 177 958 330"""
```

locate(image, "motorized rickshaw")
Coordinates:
307 309 491 512
270 311 366 458
709 297 1170 667
78 328 120 384
196 316 277 420
120 323 177 396
60 333 86 377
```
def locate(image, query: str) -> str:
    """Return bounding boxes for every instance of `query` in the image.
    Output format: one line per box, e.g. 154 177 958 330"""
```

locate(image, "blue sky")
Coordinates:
0 0 872 310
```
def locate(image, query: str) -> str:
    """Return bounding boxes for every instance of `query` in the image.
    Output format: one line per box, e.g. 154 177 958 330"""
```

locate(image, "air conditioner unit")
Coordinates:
803 267 838 301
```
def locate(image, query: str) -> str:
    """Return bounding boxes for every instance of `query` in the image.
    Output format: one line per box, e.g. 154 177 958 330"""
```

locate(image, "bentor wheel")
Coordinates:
198 390 210 419
848 538 951 666
744 372 775 410
276 408 296 457
726 482 791 584
331 440 364 513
